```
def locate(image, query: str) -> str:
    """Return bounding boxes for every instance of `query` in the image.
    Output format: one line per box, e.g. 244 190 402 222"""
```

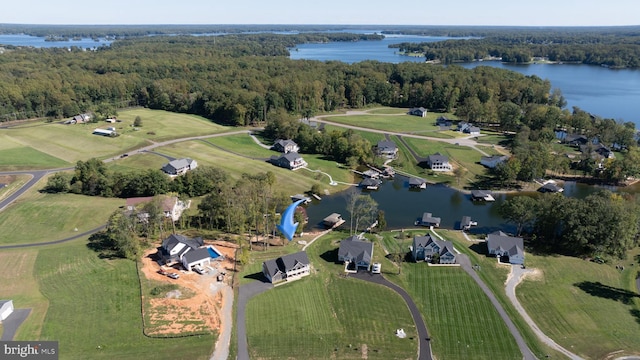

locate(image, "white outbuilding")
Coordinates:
0 299 14 321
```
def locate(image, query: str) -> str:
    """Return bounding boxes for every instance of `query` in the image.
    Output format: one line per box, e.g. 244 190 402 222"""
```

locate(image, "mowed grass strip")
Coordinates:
319 113 442 133
35 241 214 359
204 133 276 159
0 175 122 246
0 249 49 340
389 263 522 360
517 253 640 359
0 146 70 170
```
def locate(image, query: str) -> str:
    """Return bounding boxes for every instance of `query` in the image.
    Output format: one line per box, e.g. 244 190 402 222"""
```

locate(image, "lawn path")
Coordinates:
211 285 233 360
505 265 584 360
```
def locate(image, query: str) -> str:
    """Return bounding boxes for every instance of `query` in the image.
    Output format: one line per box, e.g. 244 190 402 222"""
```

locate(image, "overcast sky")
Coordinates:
2 0 638 26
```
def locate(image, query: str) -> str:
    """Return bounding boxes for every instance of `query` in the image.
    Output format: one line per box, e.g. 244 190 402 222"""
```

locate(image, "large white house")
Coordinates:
426 153 452 171
162 158 198 176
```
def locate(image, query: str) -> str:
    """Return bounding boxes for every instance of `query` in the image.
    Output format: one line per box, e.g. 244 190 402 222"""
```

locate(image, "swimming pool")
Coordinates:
208 246 221 259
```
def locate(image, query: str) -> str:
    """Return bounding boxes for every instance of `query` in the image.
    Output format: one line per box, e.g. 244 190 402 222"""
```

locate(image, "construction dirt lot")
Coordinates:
139 240 238 336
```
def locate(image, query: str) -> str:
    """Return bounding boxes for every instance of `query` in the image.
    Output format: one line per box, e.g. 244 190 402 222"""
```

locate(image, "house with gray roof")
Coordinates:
486 231 524 265
262 251 311 283
359 177 382 190
338 235 374 272
426 153 452 171
270 152 307 170
412 234 456 264
160 234 204 264
480 155 509 169
408 107 428 117
182 247 212 272
539 182 564 193
409 177 427 189
272 139 300 153
162 158 198 176
375 140 398 159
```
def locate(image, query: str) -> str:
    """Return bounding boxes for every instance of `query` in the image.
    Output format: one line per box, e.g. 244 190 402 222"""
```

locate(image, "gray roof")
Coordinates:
376 140 397 151
481 155 508 162
324 213 342 223
264 251 310 278
486 231 524 257
540 183 563 193
360 178 381 187
162 158 194 173
409 177 426 186
427 153 448 163
0 300 12 307
281 152 302 162
274 139 298 149
471 190 491 198
162 234 203 253
413 235 455 257
466 126 481 133
461 216 472 227
338 236 373 264
182 247 211 264
421 212 441 225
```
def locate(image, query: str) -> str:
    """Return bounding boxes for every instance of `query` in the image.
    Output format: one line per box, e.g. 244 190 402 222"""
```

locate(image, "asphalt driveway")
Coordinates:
1 308 31 340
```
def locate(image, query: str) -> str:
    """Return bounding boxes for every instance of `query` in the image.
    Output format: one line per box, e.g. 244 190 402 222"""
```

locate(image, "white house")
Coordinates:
125 195 191 222
0 299 14 322
426 153 452 171
263 251 311 283
162 158 198 176
272 139 300 153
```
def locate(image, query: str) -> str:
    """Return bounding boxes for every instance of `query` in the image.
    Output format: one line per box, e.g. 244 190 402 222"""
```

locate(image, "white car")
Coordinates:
371 263 381 274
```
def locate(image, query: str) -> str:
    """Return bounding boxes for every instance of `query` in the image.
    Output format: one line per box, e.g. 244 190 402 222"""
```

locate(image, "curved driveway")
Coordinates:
236 281 273 360
352 271 433 360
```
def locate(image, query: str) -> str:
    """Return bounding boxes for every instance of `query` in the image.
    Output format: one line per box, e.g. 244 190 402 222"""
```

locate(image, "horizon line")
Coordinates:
1 23 640 28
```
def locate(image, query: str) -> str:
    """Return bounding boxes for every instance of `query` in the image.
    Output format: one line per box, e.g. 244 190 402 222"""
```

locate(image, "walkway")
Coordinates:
351 271 433 360
456 254 537 360
505 265 584 360
210 285 233 360
248 133 273 150
299 166 357 186
236 280 273 360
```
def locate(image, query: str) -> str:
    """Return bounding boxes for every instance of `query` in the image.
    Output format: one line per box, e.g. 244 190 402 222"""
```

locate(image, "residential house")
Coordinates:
470 190 495 202
125 195 191 222
323 213 344 229
417 212 441 227
159 234 204 264
409 177 427 189
162 158 198 176
435 116 453 127
375 140 399 159
457 121 471 132
426 153 452 171
262 251 311 283
269 152 307 170
408 107 428 117
0 299 13 322
480 155 509 169
338 235 374 271
412 234 456 264
66 113 92 124
460 216 477 230
272 139 300 153
486 231 525 265
563 133 589 147
182 247 212 272
464 126 481 135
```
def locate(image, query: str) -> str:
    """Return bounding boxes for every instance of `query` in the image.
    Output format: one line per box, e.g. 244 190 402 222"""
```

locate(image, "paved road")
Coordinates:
236 280 273 360
457 254 537 360
351 271 433 360
505 265 584 360
0 308 31 340
0 225 106 250
0 170 50 212
211 285 233 360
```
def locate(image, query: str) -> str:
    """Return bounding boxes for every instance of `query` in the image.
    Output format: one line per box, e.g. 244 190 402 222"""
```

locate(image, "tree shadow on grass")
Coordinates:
86 231 122 259
574 281 640 305
320 248 339 264
469 242 488 256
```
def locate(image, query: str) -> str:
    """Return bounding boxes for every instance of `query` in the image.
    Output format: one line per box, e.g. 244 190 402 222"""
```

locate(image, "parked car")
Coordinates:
157 269 168 276
371 263 381 274
193 266 205 275
167 273 180 279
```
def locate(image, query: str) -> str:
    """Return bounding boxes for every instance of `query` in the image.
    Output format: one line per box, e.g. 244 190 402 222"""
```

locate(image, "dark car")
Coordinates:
157 269 168 276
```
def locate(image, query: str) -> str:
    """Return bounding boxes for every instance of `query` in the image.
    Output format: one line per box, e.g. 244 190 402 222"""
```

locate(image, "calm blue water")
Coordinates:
0 34 111 49
290 36 640 125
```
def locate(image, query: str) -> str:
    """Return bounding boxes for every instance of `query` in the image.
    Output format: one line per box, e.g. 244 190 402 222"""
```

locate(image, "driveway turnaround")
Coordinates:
236 280 273 360
351 271 433 360
0 308 31 340
457 254 537 360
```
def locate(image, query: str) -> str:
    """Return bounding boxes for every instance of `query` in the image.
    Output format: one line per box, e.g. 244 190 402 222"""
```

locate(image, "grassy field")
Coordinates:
517 250 640 359
34 240 214 359
0 174 31 202
319 112 454 134
155 140 355 194
0 109 230 168
0 175 122 246
204 134 275 159
244 231 418 359
105 152 169 173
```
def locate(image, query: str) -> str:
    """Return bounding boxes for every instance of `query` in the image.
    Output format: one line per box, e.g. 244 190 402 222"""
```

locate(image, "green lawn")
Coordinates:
204 134 276 159
35 240 214 359
319 113 445 134
0 175 122 246
366 107 410 115
244 231 418 359
105 153 169 173
155 140 355 194
0 146 70 171
517 251 640 359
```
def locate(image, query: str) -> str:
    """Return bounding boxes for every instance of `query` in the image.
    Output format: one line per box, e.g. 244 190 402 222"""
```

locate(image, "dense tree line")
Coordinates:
0 34 554 123
43 158 227 198
499 191 640 259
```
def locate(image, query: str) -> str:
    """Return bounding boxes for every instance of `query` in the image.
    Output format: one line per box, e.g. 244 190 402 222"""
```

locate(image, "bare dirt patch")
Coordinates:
523 268 544 282
139 240 236 336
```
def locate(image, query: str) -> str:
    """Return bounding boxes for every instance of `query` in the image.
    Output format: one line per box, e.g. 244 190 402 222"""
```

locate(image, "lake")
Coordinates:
290 35 640 126
0 34 111 49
